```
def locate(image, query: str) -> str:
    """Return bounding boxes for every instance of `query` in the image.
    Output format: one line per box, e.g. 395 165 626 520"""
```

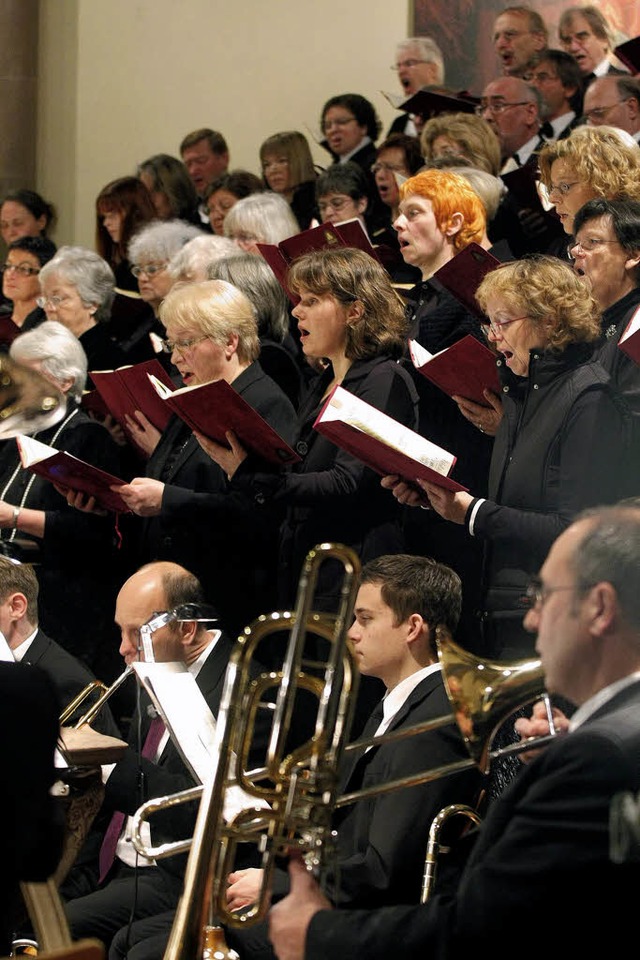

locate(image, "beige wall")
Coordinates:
36 0 409 248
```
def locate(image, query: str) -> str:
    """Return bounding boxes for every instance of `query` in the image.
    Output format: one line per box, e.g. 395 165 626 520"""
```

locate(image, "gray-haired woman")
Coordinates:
38 245 126 380
0 321 124 672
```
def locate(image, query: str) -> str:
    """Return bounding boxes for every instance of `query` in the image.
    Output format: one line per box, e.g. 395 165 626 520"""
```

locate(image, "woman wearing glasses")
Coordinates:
320 93 388 231
0 236 57 345
259 130 319 230
38 246 127 384
223 192 299 256
80 279 297 639
384 256 636 661
538 125 640 255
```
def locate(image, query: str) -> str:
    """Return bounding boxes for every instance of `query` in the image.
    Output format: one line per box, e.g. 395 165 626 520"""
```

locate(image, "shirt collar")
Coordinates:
12 626 39 662
340 136 371 163
569 671 640 730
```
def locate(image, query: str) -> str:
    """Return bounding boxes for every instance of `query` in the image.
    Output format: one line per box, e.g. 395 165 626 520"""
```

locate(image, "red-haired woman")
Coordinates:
392 168 498 649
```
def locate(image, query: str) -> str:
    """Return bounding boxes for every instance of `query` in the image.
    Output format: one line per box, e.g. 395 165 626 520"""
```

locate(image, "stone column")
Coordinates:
0 0 38 202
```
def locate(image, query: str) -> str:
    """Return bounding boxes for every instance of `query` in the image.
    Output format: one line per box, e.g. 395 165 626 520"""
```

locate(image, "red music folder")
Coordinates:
313 385 467 492
257 219 381 304
87 359 175 435
409 334 500 406
614 37 640 74
618 304 640 365
432 243 501 322
147 374 301 466
17 435 129 513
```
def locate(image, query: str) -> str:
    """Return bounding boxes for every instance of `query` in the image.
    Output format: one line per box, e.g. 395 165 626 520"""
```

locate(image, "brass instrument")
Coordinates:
421 803 482 902
0 354 66 440
131 560 553 958
133 543 360 960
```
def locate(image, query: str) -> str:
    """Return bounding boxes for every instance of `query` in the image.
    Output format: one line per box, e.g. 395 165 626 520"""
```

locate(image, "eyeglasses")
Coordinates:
583 101 626 123
262 158 289 172
568 237 621 259
161 335 210 355
36 294 71 309
371 162 406 175
524 576 576 609
231 232 259 244
1 262 40 277
475 100 530 116
321 117 357 133
547 181 581 199
480 315 528 337
391 58 430 71
527 70 559 83
131 262 168 278
318 196 352 214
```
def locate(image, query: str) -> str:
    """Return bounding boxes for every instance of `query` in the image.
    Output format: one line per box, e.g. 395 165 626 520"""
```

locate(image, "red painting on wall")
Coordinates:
410 0 638 93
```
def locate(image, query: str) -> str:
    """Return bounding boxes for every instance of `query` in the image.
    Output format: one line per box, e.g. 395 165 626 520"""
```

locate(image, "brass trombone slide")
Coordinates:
141 543 361 960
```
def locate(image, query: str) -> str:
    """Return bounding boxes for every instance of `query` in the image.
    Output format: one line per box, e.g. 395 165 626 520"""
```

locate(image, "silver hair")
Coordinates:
223 193 299 245
441 165 506 221
128 219 204 269
167 234 237 282
397 36 445 85
10 320 88 399
39 246 115 322
207 252 290 342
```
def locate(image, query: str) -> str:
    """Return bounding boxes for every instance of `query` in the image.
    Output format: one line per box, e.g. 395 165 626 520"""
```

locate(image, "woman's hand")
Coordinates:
453 389 503 437
116 477 165 516
55 484 108 516
226 868 264 912
380 475 430 507
417 481 474 525
0 500 18 529
195 429 248 479
123 411 161 457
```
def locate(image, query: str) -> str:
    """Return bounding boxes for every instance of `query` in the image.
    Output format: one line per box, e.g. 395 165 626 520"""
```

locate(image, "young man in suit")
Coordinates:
0 556 121 737
62 560 255 948
107 554 484 960
268 504 640 960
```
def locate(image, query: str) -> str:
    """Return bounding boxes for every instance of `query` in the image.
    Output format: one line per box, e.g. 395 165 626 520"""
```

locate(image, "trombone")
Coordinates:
130 543 556 960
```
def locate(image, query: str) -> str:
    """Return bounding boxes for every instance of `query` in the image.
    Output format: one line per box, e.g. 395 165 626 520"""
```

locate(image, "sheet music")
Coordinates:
132 661 269 819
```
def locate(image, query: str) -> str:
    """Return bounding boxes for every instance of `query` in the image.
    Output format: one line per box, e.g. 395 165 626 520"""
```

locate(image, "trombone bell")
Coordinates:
438 632 545 773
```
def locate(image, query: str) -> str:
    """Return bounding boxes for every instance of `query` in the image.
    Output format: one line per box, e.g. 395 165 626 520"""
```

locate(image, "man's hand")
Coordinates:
514 699 570 763
226 867 263 912
268 857 332 960
380 475 430 507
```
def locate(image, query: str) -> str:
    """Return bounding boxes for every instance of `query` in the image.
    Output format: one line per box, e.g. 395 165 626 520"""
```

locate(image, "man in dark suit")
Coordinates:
268 504 640 960
0 661 64 955
559 5 629 92
107 553 484 960
63 560 249 949
387 37 446 137
528 49 584 140
0 556 121 737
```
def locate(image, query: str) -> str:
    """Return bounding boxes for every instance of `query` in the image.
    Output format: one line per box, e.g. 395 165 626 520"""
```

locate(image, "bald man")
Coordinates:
63 561 253 948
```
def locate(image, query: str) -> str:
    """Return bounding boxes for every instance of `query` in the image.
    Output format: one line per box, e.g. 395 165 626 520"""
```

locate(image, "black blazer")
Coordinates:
306 680 640 960
23 628 121 737
0 662 64 953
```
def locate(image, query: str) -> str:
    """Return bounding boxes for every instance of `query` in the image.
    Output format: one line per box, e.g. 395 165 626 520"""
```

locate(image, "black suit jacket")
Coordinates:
139 361 298 635
306 679 640 960
23 629 120 738
270 671 483 910
0 662 64 953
